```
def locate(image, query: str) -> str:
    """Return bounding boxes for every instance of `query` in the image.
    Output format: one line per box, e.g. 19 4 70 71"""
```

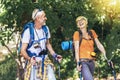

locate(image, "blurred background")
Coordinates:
0 0 120 80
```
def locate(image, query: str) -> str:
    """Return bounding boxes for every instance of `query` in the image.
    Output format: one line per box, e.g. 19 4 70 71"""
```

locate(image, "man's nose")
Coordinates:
45 17 47 20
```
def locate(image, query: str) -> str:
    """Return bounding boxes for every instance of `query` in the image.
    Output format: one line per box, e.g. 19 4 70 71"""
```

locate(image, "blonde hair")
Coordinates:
76 16 88 24
32 9 43 20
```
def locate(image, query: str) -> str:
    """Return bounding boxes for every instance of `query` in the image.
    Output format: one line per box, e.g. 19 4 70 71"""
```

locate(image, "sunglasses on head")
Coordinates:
34 9 43 18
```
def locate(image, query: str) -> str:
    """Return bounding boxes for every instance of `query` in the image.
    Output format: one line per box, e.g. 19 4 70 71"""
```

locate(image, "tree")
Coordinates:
0 0 120 79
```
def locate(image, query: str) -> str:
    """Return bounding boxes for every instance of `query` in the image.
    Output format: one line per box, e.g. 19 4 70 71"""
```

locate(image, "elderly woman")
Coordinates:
20 8 62 80
73 16 108 80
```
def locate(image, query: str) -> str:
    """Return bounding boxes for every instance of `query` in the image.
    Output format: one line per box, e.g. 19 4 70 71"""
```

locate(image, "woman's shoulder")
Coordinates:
73 31 79 36
90 29 96 33
89 29 98 38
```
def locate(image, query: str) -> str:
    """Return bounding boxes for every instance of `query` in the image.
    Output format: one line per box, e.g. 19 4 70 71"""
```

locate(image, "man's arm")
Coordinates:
20 43 31 61
46 39 55 55
46 39 62 62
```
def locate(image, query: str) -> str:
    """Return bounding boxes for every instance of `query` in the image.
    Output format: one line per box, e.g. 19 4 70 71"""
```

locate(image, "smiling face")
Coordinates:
32 9 47 26
76 16 88 30
36 11 47 25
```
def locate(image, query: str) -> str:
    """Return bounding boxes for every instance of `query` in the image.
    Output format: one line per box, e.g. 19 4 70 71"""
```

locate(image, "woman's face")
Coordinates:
77 18 87 29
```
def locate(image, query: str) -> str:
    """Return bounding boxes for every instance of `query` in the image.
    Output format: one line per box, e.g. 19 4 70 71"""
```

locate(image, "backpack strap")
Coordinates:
23 22 35 49
23 22 49 48
28 23 34 48
78 30 95 44
78 30 83 47
88 30 98 53
88 30 95 42
42 25 48 39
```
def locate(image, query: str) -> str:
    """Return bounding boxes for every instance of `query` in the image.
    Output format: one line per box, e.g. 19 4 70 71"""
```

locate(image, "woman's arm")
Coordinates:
74 41 80 63
94 38 108 60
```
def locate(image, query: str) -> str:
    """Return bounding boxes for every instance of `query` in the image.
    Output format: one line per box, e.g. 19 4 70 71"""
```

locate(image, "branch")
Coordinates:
4 43 16 60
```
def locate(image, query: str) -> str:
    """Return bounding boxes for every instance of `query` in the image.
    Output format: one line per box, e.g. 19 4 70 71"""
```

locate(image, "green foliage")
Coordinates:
105 20 120 56
0 0 120 79
104 19 120 73
0 55 17 80
0 27 14 46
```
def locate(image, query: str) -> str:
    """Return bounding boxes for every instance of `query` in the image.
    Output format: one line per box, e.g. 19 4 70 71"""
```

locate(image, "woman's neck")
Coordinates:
80 28 89 39
81 28 87 34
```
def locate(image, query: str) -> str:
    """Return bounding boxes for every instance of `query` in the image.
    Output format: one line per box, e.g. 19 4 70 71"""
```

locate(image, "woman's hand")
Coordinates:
77 64 82 71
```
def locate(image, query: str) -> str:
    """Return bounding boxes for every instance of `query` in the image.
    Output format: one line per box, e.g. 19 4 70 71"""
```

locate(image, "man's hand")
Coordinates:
52 53 62 63
56 55 62 63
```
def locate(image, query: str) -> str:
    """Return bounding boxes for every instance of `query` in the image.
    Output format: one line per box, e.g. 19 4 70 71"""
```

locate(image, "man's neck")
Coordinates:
34 22 42 29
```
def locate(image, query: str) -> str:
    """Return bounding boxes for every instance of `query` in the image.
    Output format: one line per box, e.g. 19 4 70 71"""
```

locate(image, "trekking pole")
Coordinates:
58 62 61 80
108 61 116 80
78 61 82 80
57 56 62 80
79 71 82 80
53 54 62 80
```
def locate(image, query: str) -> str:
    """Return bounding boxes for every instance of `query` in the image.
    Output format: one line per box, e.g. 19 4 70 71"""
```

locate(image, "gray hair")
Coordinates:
32 9 43 20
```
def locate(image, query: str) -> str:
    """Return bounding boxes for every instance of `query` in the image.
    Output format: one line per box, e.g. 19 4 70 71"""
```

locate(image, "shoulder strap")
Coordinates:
42 25 48 38
28 22 34 48
78 30 83 46
78 30 95 48
77 29 95 47
22 22 34 48
88 30 99 53
88 30 95 42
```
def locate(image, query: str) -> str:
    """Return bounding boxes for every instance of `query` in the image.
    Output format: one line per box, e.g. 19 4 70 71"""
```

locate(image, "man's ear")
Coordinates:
36 16 40 21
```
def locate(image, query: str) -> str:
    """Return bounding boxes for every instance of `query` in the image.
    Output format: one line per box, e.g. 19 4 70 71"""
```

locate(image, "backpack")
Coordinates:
17 21 48 56
61 29 95 58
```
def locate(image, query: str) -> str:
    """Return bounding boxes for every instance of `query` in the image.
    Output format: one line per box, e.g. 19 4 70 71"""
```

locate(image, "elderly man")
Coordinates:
21 8 62 80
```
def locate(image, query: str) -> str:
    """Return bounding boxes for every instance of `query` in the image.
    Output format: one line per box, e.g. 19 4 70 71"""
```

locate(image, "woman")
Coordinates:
73 16 108 80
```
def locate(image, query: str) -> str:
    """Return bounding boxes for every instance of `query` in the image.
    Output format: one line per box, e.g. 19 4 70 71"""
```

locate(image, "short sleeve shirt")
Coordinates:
22 26 50 56
73 30 98 59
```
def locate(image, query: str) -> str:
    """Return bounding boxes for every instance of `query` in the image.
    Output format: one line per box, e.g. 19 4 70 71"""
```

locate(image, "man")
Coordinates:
21 8 62 80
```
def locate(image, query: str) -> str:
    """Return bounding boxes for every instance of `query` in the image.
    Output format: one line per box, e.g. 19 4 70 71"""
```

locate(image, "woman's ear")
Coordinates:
77 24 80 28
85 21 88 27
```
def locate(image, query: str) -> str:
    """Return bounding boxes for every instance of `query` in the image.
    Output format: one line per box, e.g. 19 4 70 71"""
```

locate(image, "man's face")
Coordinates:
37 11 47 25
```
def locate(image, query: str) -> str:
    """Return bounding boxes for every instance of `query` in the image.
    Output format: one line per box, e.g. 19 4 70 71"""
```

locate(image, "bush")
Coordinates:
0 55 17 80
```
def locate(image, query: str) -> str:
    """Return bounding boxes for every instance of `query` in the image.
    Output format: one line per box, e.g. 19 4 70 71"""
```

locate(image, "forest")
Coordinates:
0 0 120 80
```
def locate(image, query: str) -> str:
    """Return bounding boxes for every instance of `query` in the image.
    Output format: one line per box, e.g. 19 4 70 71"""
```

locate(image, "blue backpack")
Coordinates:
18 21 48 56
